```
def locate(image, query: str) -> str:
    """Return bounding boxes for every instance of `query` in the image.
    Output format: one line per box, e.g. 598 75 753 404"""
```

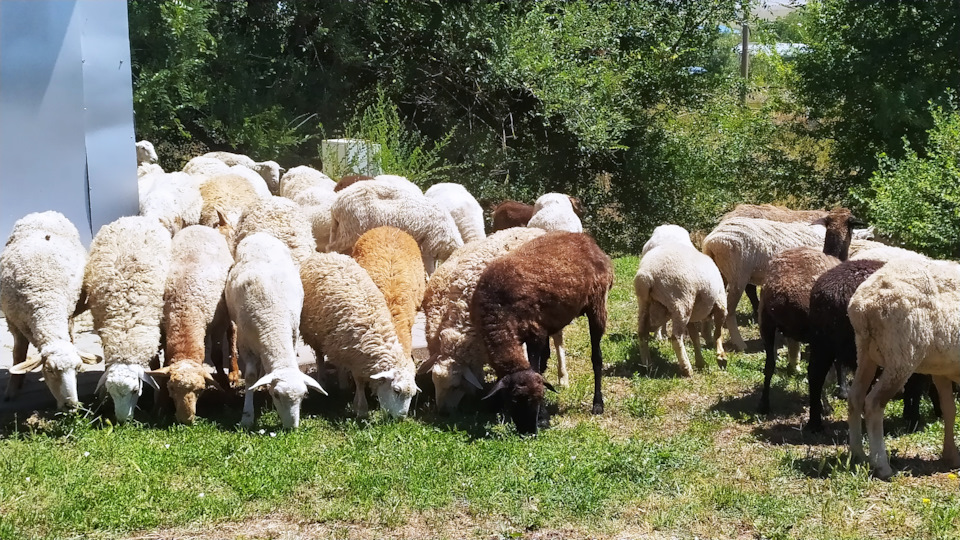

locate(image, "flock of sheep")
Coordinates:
1 140 958 481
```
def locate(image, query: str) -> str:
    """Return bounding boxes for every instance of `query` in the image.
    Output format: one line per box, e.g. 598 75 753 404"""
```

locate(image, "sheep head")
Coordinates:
97 364 159 424
483 369 551 436
253 161 282 195
148 362 222 424
248 367 326 429
821 208 867 261
370 367 419 418
38 341 84 409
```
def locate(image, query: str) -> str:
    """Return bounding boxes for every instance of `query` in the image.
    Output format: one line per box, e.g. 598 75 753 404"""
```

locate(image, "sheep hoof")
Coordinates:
558 375 569 388
240 414 255 429
873 464 895 481
592 403 604 415
716 355 728 369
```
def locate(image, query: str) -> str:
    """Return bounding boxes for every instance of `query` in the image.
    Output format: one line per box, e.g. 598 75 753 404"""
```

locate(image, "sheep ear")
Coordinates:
216 210 229 228
202 370 224 391
370 370 394 381
140 371 161 391
543 380 557 393
248 373 278 391
849 216 867 228
300 372 328 396
9 356 44 375
482 378 507 400
417 356 437 376
95 371 109 394
462 369 484 390
145 366 173 379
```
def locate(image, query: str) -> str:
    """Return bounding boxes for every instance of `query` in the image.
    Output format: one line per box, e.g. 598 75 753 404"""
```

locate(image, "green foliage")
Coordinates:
858 105 960 258
795 0 960 179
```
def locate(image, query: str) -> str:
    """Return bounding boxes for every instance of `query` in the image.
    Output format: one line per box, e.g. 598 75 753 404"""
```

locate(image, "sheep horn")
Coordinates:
462 369 484 390
95 371 108 395
202 370 224 392
417 356 437 376
8 356 44 375
248 373 278 391
482 378 507 400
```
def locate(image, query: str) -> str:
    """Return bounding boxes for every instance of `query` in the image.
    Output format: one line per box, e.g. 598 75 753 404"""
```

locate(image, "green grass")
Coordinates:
1 255 959 539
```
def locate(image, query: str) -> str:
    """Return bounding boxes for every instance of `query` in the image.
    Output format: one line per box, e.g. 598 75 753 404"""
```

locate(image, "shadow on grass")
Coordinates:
602 332 686 380
787 449 956 479
709 383 808 424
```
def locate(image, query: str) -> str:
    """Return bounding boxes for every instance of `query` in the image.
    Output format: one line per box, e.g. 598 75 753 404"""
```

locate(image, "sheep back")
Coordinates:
235 196 316 266
280 166 335 200
491 200 534 232
424 183 486 243
634 244 725 328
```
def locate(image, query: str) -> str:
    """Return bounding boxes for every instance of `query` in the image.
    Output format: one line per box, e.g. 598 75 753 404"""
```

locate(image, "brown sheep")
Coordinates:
352 227 426 357
334 174 375 192
471 231 613 435
199 173 262 248
490 200 535 232
756 208 864 414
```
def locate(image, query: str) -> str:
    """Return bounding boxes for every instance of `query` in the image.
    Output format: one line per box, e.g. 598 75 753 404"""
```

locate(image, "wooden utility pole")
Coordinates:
740 2 750 104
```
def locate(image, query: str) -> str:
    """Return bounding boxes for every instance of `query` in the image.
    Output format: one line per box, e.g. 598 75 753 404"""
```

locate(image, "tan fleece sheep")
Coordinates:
280 166 335 200
352 227 426 357
198 173 262 248
300 252 418 418
84 216 171 423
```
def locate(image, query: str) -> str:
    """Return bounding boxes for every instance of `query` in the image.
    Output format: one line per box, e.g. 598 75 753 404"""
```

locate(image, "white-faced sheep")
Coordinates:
136 140 158 165
424 183 486 244
527 193 584 233
328 182 463 272
234 196 317 267
352 227 426 358
139 172 203 237
701 217 826 351
472 231 613 435
202 151 283 195
84 216 171 423
1 212 92 409
420 227 546 413
299 252 419 418
847 257 960 479
225 233 326 429
756 208 863 414
635 225 727 377
148 226 234 424
279 166 335 201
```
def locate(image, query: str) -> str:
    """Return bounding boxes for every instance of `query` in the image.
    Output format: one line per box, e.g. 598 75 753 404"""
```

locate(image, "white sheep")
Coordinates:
424 183 486 243
183 156 231 180
374 174 422 196
148 226 234 424
0 211 91 409
299 252 418 418
234 196 317 266
139 172 203 237
290 186 338 253
635 225 727 376
136 140 158 165
84 216 171 423
849 239 929 263
280 166 335 201
701 217 825 351
201 152 282 195
420 227 546 411
847 257 960 479
226 233 326 429
137 163 164 179
641 224 695 255
527 193 583 233
328 182 463 272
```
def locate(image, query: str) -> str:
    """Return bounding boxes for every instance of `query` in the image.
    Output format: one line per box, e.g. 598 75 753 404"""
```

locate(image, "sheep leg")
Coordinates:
4 328 29 401
786 338 801 373
636 297 653 369
744 284 760 323
933 375 960 469
552 332 568 388
240 349 259 428
847 357 877 465
806 340 834 432
587 309 606 415
864 368 909 480
725 284 748 352
902 374 927 432
354 377 369 418
834 361 849 400
687 322 706 370
227 321 241 388
711 306 727 369
758 311 778 415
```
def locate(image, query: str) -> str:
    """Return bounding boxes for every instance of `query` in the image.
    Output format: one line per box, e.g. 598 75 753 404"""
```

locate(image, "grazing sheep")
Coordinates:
334 175 374 192
84 216 171 423
805 259 935 432
425 183 486 244
279 166 335 201
527 193 584 233
1 212 90 409
198 173 262 248
491 200 535 232
375 174 422 196
139 172 203 237
234 196 317 267
755 208 862 414
149 226 234 424
328 182 463 271
226 233 326 429
300 252 418 418
847 257 960 479
701 217 825 351
136 140 158 165
635 225 727 377
472 231 613 435
420 227 546 412
138 163 164 179
352 227 426 357
202 151 282 195
183 156 231 180
641 224 695 256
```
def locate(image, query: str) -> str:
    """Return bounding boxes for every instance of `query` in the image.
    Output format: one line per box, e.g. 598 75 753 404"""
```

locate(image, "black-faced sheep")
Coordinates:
756 208 863 414
471 231 613 435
